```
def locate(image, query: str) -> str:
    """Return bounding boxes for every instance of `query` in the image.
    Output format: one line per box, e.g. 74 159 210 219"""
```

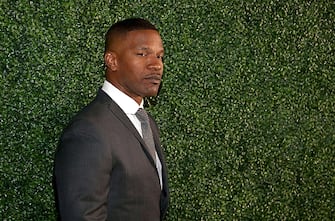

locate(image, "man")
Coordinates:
54 18 169 221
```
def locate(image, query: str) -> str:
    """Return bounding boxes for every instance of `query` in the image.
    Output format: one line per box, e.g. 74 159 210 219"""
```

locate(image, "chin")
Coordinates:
146 93 158 98
146 88 159 97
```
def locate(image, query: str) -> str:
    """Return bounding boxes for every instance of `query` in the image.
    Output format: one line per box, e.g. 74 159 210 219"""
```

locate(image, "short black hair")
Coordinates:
105 18 158 53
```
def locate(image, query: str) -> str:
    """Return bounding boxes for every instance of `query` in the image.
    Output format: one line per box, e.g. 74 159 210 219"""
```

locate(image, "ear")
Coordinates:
104 52 117 71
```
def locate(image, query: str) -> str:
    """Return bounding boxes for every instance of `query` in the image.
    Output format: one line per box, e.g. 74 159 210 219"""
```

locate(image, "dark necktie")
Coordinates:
135 108 156 163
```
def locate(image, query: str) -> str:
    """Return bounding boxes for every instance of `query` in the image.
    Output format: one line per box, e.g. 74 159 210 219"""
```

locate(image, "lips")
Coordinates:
144 74 162 84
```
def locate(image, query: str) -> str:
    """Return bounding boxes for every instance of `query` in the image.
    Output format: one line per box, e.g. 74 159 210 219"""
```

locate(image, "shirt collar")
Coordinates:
102 80 143 114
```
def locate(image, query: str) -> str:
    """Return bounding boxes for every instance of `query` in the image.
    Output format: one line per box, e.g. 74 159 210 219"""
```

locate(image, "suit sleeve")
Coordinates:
54 119 112 221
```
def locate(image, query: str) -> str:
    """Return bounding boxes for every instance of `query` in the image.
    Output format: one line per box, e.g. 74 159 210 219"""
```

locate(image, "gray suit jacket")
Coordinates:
54 89 169 221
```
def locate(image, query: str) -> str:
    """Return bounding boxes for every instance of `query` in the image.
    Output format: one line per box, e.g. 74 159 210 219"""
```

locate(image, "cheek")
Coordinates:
130 59 145 69
118 55 147 79
128 61 147 77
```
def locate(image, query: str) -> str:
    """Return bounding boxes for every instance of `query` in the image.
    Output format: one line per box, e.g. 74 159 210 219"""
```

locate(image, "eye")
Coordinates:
157 55 164 61
136 53 147 57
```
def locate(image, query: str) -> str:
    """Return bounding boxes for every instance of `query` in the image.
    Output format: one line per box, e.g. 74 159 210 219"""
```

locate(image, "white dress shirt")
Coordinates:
101 80 163 188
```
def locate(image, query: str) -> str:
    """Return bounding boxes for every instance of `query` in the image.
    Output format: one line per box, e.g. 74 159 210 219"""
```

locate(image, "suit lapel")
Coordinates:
97 89 167 190
98 90 157 167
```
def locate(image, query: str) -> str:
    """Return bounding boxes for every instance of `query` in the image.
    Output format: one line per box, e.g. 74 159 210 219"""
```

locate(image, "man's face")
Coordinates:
108 29 164 104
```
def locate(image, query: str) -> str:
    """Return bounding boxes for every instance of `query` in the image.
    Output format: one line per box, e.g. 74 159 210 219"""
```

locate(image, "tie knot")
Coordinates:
135 108 149 123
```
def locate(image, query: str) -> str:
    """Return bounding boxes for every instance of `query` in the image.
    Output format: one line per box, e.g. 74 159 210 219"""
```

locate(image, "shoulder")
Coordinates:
60 90 112 137
70 89 117 123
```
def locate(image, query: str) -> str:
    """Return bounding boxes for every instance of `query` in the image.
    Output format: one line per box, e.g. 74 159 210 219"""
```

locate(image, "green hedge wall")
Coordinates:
1 0 334 220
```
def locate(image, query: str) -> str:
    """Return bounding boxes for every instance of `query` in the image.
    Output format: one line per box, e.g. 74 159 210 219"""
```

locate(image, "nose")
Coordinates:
148 56 163 71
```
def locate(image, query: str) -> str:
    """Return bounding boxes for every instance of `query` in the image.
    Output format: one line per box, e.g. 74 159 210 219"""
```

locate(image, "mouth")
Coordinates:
144 75 162 85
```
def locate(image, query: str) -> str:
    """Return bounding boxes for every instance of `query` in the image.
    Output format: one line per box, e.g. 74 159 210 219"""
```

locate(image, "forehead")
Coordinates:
124 29 164 49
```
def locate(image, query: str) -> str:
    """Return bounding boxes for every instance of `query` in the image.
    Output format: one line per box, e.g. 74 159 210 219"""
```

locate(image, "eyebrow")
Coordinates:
137 47 149 50
136 47 164 53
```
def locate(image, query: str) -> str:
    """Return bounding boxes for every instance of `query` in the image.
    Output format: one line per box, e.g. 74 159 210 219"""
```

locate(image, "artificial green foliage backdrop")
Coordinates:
1 0 334 220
